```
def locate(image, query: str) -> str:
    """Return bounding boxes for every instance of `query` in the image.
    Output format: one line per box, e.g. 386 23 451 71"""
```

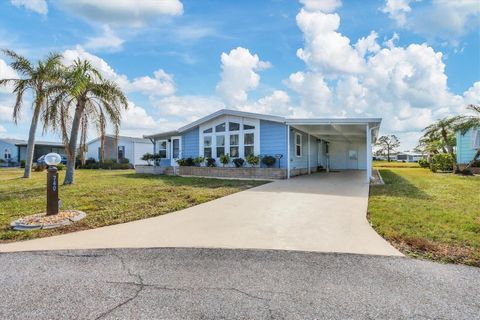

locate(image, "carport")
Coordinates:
285 118 381 182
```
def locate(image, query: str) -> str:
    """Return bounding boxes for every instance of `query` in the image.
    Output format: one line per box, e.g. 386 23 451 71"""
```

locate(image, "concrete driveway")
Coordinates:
0 171 401 256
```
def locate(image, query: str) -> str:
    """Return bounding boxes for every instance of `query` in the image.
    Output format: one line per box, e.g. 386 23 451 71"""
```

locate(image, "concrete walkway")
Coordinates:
0 171 401 256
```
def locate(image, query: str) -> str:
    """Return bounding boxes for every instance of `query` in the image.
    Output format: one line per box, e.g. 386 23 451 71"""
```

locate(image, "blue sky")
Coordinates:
0 0 479 149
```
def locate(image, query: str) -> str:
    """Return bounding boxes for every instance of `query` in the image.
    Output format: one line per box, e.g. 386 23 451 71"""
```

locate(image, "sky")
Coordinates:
0 0 479 150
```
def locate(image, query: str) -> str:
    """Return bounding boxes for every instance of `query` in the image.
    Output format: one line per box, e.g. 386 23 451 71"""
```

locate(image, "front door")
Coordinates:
171 136 182 166
346 148 358 169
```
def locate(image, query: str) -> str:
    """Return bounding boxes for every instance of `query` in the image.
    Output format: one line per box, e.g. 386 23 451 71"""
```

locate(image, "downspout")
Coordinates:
308 133 311 175
287 125 291 179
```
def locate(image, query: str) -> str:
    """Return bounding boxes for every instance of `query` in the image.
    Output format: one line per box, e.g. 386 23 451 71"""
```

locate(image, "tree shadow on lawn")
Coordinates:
117 172 267 189
373 169 431 200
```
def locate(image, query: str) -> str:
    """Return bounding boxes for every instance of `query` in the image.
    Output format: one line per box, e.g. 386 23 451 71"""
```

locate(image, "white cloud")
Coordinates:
130 69 175 97
299 0 342 13
355 31 381 57
240 90 292 116
381 0 413 26
0 58 18 93
285 71 332 114
216 47 271 106
0 124 6 133
56 0 183 27
62 46 174 97
153 95 224 124
10 0 47 15
295 8 365 75
84 25 124 52
381 0 480 44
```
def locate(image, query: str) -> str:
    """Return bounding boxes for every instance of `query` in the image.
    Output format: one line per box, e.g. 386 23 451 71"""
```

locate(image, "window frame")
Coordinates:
295 132 302 157
4 148 11 160
158 140 168 158
118 145 125 160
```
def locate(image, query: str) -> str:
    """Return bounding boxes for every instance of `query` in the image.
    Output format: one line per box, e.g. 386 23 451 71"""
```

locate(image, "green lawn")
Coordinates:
0 169 266 242
373 160 421 168
368 167 480 267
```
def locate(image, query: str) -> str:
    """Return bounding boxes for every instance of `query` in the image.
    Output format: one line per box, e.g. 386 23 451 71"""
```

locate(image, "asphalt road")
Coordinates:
0 248 478 319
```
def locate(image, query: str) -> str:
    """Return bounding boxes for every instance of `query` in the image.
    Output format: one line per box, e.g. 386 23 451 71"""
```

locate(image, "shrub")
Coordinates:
418 159 429 168
141 153 154 166
193 156 205 166
20 160 26 168
56 163 64 171
246 154 260 167
232 158 245 168
219 154 230 167
85 157 97 165
0 159 5 164
34 164 46 172
176 158 195 166
261 155 276 168
430 153 454 172
119 158 130 164
206 157 216 167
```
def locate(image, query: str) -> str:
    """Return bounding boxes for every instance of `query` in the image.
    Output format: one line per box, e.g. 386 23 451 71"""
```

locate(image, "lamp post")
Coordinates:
45 153 61 216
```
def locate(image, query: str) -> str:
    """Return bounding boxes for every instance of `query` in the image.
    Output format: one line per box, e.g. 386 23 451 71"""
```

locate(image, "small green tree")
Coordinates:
246 154 260 167
141 153 154 166
219 154 230 167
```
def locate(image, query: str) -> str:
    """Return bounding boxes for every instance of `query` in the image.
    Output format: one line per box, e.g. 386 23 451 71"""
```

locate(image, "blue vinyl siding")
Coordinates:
260 120 287 168
289 128 310 169
0 140 19 163
159 158 171 166
182 127 199 158
456 128 479 164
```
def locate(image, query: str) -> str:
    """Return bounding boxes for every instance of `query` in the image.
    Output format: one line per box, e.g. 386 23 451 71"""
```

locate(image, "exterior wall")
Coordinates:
0 141 18 164
329 140 367 170
260 120 287 168
457 129 479 164
87 137 153 165
177 166 286 179
289 128 311 170
182 128 199 158
132 142 153 165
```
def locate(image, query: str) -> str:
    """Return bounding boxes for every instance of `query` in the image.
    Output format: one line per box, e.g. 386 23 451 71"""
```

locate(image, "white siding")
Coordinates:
329 140 367 170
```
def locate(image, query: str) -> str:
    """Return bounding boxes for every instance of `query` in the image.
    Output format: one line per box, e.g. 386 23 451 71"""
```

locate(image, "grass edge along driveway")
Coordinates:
368 166 479 267
0 169 267 242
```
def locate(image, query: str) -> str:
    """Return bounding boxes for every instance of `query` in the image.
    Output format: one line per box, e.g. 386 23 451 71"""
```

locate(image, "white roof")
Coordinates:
87 134 151 145
145 109 382 140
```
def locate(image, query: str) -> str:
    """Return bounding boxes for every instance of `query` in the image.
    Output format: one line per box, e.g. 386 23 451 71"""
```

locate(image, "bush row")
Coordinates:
176 154 279 168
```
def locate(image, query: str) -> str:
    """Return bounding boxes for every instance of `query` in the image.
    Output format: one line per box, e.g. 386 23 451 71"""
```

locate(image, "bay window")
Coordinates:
204 136 212 158
230 134 239 157
244 132 254 156
216 135 225 157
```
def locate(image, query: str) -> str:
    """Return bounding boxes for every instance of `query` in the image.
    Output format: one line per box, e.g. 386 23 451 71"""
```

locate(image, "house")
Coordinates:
85 135 153 166
395 151 426 162
143 109 381 182
456 127 480 170
0 138 65 166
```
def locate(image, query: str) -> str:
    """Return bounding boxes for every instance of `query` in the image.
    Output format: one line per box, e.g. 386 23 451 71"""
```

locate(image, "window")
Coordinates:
4 148 11 160
172 138 180 158
229 122 240 131
473 130 480 148
158 140 167 158
295 133 302 157
204 136 212 158
215 123 226 132
216 135 225 157
244 124 255 130
244 133 254 156
230 134 239 157
203 127 212 134
118 146 125 160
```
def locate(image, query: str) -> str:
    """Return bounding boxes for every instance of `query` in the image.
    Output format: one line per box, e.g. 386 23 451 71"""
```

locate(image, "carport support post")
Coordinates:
287 125 291 179
308 134 311 174
366 124 372 183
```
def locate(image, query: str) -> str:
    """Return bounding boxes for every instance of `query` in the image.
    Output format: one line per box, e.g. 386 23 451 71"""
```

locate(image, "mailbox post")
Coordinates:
45 153 61 216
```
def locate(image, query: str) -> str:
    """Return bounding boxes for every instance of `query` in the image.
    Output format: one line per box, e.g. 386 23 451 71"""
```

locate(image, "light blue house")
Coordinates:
0 138 65 166
456 128 480 167
0 138 23 166
144 109 381 181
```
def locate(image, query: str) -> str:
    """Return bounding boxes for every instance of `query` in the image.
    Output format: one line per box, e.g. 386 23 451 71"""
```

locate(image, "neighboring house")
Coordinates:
144 109 381 181
395 151 426 162
0 138 65 165
85 135 153 166
456 128 480 168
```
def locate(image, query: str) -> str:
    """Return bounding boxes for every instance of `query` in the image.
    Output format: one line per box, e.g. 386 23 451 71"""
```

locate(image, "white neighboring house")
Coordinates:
86 135 153 166
395 151 426 162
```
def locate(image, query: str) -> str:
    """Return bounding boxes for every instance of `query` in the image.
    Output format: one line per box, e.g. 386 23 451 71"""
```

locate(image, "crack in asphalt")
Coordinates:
94 252 145 320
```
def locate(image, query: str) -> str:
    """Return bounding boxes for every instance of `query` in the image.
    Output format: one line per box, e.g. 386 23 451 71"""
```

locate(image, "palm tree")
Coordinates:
48 59 127 184
0 50 62 178
422 116 463 172
456 104 480 170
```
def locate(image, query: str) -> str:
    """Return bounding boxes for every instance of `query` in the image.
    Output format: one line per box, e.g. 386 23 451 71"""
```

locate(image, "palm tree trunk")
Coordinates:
64 102 84 185
100 134 105 163
23 104 41 178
